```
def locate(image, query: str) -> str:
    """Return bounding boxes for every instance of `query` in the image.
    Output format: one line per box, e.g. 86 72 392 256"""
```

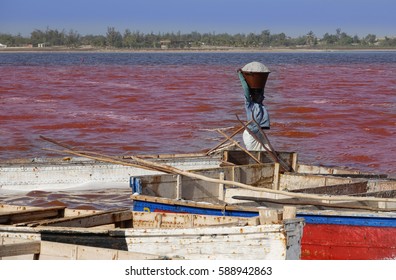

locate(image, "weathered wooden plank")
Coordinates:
120 222 304 260
0 151 221 192
296 164 388 178
128 152 208 159
367 179 396 193
138 164 275 203
297 164 362 175
283 206 297 219
259 209 280 224
40 232 129 251
131 194 227 210
0 238 171 260
0 241 41 257
223 150 295 167
290 181 368 195
131 211 259 228
351 190 396 198
0 207 305 260
0 206 66 225
21 208 132 227
279 173 364 191
231 195 396 212
38 240 163 260
0 204 38 213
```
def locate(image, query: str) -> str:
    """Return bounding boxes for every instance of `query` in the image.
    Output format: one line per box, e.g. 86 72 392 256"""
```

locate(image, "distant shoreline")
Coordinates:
1 46 396 53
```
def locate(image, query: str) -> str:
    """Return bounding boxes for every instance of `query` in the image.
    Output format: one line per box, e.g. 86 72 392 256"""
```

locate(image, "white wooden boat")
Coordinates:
2 147 394 260
131 194 396 260
0 239 169 260
0 204 304 260
127 151 396 209
125 153 396 260
0 152 222 192
1 149 389 193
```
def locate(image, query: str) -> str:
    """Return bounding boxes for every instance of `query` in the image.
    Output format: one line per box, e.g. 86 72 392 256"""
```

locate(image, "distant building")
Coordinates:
38 42 49 48
160 40 171 49
0 43 7 48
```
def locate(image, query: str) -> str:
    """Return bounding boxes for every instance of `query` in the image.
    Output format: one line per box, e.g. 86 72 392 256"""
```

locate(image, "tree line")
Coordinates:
1 27 396 49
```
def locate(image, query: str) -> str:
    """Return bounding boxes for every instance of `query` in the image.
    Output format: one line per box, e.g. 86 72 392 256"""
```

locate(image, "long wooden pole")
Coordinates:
215 129 261 164
206 120 252 155
40 135 74 150
40 135 171 173
250 115 294 172
235 114 282 166
40 137 396 203
43 147 176 174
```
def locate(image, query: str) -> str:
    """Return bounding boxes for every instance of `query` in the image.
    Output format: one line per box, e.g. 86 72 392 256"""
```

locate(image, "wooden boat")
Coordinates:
1 145 395 259
127 151 396 210
131 194 396 260
2 147 380 192
0 152 222 191
126 152 396 260
0 204 304 260
0 240 169 260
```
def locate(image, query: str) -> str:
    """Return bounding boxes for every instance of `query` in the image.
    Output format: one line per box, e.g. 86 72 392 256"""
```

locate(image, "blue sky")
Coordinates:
1 0 395 38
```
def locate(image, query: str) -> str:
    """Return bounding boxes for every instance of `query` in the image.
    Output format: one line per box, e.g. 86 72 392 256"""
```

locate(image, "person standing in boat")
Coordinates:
237 61 271 151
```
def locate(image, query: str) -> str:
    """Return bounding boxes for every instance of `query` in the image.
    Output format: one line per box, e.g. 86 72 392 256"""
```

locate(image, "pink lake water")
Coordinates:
0 51 395 208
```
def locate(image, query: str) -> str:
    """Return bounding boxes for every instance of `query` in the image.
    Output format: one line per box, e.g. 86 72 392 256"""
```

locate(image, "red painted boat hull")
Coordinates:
301 224 396 260
132 198 396 260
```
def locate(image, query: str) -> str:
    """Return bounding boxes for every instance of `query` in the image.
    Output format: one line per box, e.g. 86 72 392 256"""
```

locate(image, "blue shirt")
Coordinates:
238 72 270 134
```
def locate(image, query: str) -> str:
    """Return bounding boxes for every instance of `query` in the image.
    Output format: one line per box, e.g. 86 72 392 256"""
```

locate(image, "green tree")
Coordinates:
322 32 338 45
123 29 137 48
338 31 353 45
30 28 66 46
305 31 316 46
46 28 65 46
352 35 360 45
80 34 106 47
30 29 46 46
259 30 271 46
246 32 259 47
379 37 396 47
0 33 15 46
2 27 395 49
270 33 288 46
65 29 81 48
106 27 123 48
364 34 377 45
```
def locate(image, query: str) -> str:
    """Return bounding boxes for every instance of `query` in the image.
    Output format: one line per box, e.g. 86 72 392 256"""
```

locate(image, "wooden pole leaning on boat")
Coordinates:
39 136 172 173
206 120 253 155
39 136 396 204
215 129 261 164
235 114 290 172
250 114 294 172
40 135 75 150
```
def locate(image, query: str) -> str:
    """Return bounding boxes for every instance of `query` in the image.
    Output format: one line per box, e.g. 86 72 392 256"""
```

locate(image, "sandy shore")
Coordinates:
1 46 395 53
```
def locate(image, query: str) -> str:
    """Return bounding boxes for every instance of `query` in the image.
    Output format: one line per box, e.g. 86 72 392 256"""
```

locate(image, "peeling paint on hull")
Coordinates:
132 199 396 260
301 224 396 260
